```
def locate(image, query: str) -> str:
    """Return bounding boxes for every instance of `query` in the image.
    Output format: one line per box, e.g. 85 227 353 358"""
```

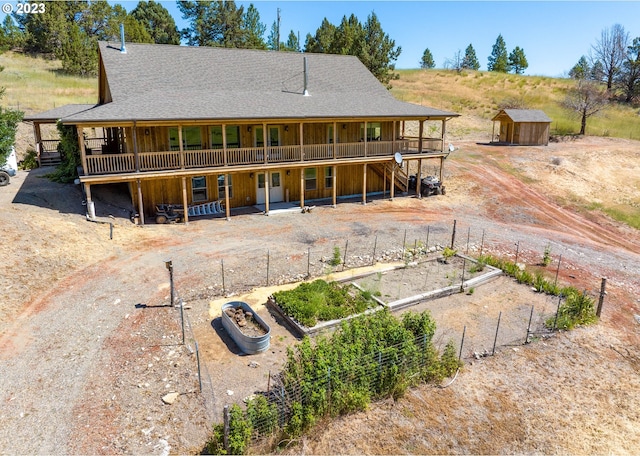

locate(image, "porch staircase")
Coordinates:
370 162 409 193
39 151 62 166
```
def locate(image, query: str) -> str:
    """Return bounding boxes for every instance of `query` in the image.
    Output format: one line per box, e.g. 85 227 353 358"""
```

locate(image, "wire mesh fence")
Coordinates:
158 218 604 452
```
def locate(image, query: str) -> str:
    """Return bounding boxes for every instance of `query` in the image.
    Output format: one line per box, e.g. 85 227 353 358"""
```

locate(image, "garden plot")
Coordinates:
352 255 502 310
269 255 501 337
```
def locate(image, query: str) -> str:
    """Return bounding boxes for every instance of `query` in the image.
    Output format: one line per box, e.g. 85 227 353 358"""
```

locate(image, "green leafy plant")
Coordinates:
329 246 342 267
205 404 252 455
46 121 81 183
441 247 457 263
542 244 552 266
272 279 378 327
19 148 38 170
546 289 598 330
469 260 485 273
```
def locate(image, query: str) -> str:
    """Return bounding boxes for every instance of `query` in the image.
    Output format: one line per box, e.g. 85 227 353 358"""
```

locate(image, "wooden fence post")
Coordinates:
597 278 607 317
223 405 230 453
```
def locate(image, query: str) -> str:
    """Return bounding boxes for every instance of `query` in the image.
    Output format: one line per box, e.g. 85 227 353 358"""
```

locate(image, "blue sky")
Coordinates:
3 1 640 77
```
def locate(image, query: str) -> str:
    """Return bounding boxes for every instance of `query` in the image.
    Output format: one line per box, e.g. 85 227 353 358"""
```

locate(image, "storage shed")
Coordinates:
491 109 551 146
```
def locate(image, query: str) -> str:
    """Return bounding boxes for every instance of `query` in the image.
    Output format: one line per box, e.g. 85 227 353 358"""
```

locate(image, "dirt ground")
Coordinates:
1 135 639 454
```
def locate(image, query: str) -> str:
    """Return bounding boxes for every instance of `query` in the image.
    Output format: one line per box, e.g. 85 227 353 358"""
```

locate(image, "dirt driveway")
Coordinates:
1 136 639 454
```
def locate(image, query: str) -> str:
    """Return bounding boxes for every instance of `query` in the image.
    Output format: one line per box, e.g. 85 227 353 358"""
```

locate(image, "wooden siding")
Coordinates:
498 120 549 146
137 164 388 217
132 122 395 153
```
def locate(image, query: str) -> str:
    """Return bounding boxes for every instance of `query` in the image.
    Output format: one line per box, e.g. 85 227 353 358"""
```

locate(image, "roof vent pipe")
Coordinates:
303 56 310 96
120 24 126 54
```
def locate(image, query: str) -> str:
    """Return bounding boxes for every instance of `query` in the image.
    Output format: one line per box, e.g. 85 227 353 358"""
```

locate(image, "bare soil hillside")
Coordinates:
0 136 639 454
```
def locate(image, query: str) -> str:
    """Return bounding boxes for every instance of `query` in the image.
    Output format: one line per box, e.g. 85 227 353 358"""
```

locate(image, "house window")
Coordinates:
217 174 233 198
325 167 333 188
255 126 280 147
361 122 381 141
211 126 240 149
304 168 317 191
192 176 207 202
169 126 202 151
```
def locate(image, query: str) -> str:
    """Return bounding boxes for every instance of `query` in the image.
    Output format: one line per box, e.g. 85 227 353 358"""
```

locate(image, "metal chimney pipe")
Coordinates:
120 24 127 54
303 57 309 96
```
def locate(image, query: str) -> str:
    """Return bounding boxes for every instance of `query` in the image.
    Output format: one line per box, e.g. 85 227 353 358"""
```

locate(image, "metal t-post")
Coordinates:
165 260 174 307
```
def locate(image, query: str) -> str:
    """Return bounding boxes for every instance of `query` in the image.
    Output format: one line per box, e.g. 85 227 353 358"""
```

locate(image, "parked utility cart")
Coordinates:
408 174 446 196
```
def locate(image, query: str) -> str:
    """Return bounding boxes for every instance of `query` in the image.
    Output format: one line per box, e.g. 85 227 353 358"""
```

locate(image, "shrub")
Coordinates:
329 246 342 266
272 279 378 327
19 148 38 170
547 289 598 330
542 244 552 266
469 260 485 273
205 404 252 455
442 247 457 263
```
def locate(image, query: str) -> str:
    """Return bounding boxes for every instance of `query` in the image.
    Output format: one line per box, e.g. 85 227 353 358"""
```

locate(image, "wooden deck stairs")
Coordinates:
370 162 409 193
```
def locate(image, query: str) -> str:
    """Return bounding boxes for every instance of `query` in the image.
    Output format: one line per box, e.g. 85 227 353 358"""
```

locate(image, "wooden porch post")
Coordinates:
263 122 268 165
362 163 367 205
363 121 367 157
439 156 444 183
181 176 189 224
418 121 424 153
491 121 496 143
390 164 395 201
417 158 422 198
333 121 337 159
383 164 387 199
392 121 396 154
299 122 304 162
222 124 227 166
441 119 447 152
402 121 405 138
33 122 42 166
178 125 185 169
77 126 88 176
300 168 305 209
133 122 140 172
136 179 145 225
332 165 337 208
264 171 270 215
224 174 230 221
85 183 95 220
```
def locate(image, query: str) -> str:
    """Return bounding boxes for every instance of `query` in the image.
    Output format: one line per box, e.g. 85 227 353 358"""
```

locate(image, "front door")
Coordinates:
256 172 283 204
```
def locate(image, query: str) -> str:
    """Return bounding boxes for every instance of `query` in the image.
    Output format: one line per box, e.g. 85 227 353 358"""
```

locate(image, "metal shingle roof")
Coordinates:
63 42 457 123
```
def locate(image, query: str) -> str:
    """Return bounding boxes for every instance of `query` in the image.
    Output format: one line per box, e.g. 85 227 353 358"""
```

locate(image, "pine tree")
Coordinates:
360 12 401 88
242 3 267 50
617 37 640 103
508 46 528 74
131 0 181 45
0 16 24 50
304 18 336 54
462 44 480 70
487 34 508 72
569 56 590 79
420 48 435 69
283 30 300 52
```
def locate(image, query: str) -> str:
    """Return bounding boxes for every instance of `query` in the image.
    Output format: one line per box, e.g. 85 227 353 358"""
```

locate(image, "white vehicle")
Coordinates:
0 146 18 186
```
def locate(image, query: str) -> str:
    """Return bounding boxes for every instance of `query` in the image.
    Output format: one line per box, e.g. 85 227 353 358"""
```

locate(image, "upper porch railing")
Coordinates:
84 138 444 175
